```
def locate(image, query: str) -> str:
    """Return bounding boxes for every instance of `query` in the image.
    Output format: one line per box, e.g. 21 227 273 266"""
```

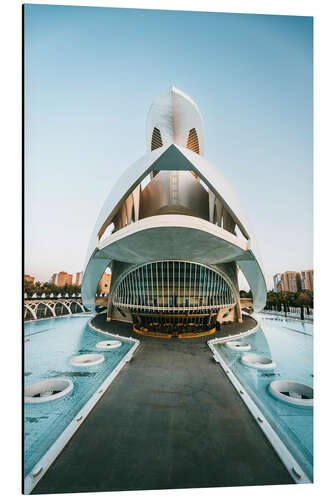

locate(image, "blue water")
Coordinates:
216 314 313 480
24 315 134 477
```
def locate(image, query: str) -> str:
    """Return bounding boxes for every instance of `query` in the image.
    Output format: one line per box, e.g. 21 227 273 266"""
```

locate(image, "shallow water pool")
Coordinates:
24 315 134 477
216 314 313 480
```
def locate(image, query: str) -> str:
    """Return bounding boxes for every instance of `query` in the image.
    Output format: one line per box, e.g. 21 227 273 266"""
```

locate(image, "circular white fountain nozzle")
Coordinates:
241 353 276 370
70 353 105 367
96 340 122 350
225 340 251 352
269 380 313 407
24 378 74 403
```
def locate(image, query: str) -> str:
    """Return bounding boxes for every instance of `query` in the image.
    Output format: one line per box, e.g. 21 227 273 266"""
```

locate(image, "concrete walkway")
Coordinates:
33 316 293 494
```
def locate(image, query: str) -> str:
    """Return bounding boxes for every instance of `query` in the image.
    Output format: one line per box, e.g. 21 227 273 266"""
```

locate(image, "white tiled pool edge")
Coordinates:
207 316 311 485
24 320 140 494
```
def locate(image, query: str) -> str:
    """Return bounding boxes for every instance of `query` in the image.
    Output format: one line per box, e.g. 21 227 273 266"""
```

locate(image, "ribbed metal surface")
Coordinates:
151 127 163 151
113 260 235 312
139 171 209 220
186 128 200 154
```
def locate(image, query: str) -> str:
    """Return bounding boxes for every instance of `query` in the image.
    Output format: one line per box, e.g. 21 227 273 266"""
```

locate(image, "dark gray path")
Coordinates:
33 316 293 494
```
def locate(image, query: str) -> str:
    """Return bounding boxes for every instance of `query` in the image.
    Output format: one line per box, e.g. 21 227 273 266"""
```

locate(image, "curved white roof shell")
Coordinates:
82 88 267 313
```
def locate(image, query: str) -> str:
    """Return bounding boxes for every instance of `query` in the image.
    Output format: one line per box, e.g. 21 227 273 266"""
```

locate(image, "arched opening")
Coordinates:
99 222 115 245
36 303 54 319
235 224 249 243
113 261 236 337
238 268 253 314
24 305 35 321
54 301 70 316
70 301 83 314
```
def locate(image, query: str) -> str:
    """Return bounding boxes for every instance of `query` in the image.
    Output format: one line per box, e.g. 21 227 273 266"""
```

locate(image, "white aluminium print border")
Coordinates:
207 321 311 484
24 325 140 494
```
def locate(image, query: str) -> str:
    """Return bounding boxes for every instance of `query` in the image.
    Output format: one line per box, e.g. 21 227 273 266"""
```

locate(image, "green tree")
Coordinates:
265 289 313 315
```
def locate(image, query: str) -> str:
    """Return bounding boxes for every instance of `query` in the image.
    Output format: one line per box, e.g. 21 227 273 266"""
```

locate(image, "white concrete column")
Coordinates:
132 184 140 222
208 191 215 223
121 203 127 228
215 199 222 226
125 194 134 224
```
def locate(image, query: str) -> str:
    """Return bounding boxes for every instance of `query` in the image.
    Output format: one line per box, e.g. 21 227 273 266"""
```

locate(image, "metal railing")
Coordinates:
263 307 313 320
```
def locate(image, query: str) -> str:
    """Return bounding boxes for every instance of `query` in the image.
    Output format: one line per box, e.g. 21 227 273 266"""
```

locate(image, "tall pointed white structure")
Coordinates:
146 86 205 154
82 87 266 337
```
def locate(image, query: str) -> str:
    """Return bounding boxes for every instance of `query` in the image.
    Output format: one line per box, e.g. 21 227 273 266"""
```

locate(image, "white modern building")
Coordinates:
82 86 266 337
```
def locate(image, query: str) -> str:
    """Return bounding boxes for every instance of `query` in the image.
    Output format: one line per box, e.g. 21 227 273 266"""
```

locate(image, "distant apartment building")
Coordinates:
273 273 282 293
281 271 301 293
51 271 73 287
273 269 313 293
75 271 83 286
57 272 67 287
98 271 111 294
301 270 314 291
24 274 35 284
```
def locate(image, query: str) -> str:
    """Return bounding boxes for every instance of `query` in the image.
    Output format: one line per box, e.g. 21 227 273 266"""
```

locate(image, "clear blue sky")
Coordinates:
24 5 313 290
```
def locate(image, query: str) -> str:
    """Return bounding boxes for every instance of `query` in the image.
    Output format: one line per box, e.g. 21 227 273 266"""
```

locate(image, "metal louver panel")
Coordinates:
151 127 163 151
186 128 200 154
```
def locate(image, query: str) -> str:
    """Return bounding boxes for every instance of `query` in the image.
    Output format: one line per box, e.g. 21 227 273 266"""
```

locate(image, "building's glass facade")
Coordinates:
113 261 235 333
113 261 235 311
